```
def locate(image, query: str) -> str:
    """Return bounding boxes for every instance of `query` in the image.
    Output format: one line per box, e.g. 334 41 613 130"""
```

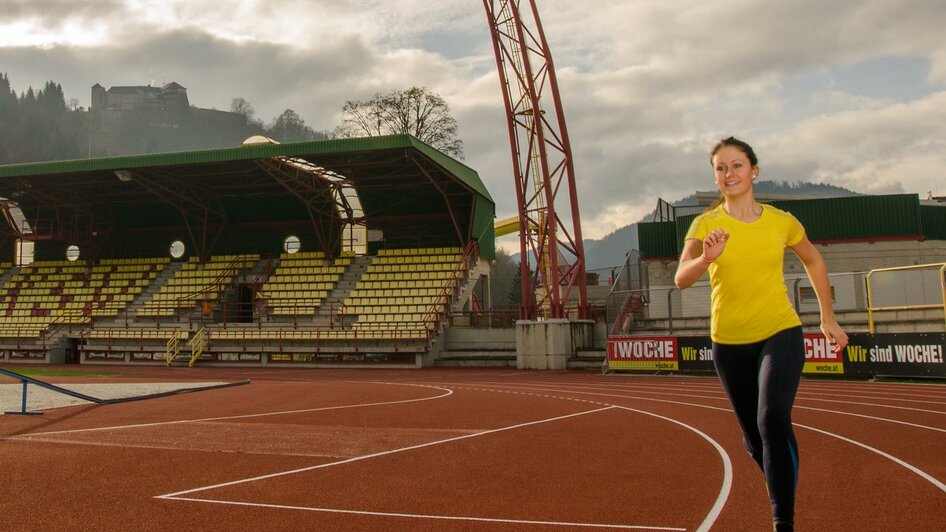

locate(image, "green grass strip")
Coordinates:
0 367 119 378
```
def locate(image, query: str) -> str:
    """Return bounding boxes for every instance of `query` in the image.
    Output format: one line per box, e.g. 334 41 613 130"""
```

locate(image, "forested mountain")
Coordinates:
0 75 85 164
0 73 326 164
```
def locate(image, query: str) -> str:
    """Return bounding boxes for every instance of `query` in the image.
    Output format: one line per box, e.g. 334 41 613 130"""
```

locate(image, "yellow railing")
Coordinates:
165 329 183 365
866 262 946 333
187 327 206 367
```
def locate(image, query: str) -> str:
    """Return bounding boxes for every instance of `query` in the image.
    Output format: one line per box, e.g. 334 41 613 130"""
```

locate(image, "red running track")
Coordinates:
1 366 944 531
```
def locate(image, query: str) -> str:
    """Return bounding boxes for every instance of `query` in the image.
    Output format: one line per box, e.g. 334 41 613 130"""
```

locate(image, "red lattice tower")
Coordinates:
483 0 589 320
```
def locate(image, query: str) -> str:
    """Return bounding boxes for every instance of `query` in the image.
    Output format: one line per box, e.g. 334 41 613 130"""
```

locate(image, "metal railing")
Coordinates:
165 329 183 365
187 326 206 367
419 241 480 344
1 367 249 415
866 262 946 333
607 271 874 336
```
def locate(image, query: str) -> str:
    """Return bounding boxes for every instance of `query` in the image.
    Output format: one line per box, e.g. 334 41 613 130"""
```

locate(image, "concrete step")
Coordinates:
434 350 516 368
568 349 606 370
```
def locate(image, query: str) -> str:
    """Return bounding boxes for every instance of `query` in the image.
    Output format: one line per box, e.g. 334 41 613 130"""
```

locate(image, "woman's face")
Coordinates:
712 145 756 198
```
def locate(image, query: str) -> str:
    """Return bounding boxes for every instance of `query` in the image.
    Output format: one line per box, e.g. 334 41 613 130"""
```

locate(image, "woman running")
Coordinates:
675 136 848 531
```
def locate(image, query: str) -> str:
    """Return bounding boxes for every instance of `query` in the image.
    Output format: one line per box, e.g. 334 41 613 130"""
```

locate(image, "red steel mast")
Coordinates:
483 0 589 320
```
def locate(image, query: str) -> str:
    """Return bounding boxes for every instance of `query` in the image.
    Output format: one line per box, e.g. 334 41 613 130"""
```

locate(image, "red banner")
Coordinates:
608 336 679 371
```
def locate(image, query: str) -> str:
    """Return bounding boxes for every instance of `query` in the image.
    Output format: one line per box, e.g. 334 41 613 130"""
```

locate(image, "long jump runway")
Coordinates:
1 368 944 531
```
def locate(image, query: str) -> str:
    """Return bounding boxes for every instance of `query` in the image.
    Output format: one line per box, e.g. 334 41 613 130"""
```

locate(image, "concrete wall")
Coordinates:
441 326 516 351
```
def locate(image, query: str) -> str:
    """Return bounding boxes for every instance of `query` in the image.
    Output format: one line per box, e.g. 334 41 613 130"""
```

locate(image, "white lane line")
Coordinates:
446 385 732 532
451 382 946 429
601 405 731 532
801 381 946 392
797 392 946 405
440 382 733 413
460 382 946 502
469 380 946 407
4 437 352 458
163 497 685 531
794 406 946 433
15 383 453 437
795 422 946 494
795 397 946 413
491 375 946 396
156 405 615 499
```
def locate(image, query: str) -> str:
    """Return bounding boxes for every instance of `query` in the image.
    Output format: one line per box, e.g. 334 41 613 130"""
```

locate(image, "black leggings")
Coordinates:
713 326 804 525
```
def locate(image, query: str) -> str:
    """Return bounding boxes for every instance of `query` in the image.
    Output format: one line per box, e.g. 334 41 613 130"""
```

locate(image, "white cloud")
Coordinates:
762 91 946 195
2 0 946 247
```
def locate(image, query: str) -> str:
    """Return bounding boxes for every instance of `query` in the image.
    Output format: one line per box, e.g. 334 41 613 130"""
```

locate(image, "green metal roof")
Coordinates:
637 194 945 260
0 135 493 202
0 134 495 261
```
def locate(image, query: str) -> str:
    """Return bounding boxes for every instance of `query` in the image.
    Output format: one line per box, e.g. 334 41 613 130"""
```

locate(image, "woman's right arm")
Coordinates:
674 238 710 289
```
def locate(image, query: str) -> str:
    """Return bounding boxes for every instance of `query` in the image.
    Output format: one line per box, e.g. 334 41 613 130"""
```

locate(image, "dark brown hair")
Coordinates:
706 136 758 210
709 136 758 167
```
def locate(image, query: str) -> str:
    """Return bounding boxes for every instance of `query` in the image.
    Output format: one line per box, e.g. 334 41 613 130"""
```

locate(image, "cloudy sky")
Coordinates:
3 0 946 250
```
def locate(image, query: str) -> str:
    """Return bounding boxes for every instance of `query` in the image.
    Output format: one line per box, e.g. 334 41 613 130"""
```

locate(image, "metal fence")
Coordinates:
456 257 945 334
866 262 946 332
607 271 873 335
603 251 644 335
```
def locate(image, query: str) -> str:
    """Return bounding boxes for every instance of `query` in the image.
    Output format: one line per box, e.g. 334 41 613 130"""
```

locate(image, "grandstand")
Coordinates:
0 135 494 367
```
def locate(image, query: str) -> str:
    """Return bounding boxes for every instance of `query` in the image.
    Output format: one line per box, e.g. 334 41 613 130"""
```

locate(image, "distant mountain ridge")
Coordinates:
582 180 860 271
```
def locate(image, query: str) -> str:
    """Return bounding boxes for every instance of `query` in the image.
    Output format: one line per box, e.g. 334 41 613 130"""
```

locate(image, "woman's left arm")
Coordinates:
789 235 849 353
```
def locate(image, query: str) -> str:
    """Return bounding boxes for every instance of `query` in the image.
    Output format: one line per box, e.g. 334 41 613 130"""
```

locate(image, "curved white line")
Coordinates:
463 381 946 505
449 382 735 532
440 382 733 412
19 382 454 437
455 382 946 433
795 422 946 494
610 405 732 532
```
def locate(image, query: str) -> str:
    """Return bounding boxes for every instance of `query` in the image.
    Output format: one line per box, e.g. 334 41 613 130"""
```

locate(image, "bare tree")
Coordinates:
230 97 255 119
230 97 265 130
335 86 464 159
267 109 327 143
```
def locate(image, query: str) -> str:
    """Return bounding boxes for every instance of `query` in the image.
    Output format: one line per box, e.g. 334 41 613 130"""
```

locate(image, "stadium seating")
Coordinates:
256 250 348 317
0 258 164 340
137 254 258 318
19 245 477 365
341 247 464 334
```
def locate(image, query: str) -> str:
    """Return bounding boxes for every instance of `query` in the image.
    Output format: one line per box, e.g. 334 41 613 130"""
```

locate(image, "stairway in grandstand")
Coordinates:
313 254 370 327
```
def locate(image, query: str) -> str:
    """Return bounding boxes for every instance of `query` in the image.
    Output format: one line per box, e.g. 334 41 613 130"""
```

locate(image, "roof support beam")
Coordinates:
412 158 465 246
254 158 356 259
125 169 229 261
6 184 118 260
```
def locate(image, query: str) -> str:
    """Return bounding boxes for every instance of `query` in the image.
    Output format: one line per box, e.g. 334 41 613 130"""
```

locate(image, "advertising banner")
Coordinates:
844 332 945 377
607 336 678 371
677 336 714 372
608 332 946 378
803 333 844 375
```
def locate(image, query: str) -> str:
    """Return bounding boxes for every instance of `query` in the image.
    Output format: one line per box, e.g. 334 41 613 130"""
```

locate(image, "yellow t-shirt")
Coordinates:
684 204 805 344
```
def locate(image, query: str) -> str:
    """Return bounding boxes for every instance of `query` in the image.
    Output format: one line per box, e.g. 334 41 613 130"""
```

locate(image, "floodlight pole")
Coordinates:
483 0 589 320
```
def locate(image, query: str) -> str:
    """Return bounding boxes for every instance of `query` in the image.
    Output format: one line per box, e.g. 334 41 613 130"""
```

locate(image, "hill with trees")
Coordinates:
0 73 328 164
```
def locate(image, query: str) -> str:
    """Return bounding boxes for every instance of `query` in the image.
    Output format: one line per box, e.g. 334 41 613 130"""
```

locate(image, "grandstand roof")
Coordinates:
0 135 495 261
